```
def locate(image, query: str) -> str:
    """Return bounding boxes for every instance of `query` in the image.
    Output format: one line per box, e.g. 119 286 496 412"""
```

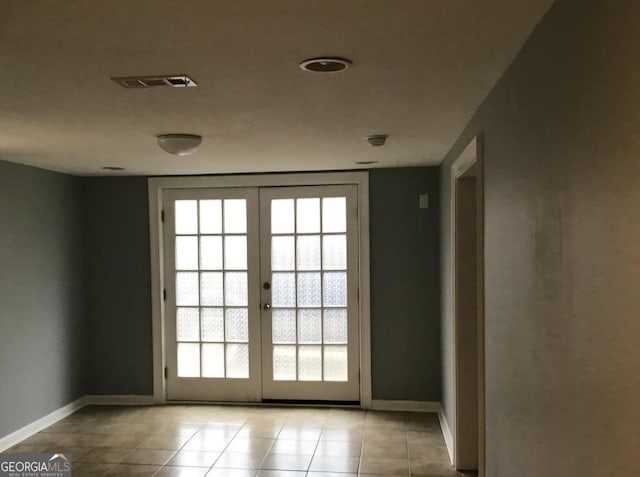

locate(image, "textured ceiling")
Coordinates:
0 0 554 176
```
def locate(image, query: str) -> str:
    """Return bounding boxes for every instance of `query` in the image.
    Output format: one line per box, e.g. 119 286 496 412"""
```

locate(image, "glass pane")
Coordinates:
298 309 321 344
324 345 348 381
177 343 200 377
225 308 249 342
201 272 223 306
273 345 296 381
272 309 296 344
296 198 320 233
272 236 295 271
177 308 199 342
322 197 346 233
224 199 247 234
201 308 224 342
297 235 321 270
202 343 225 378
322 235 347 270
224 236 247 270
200 236 223 270
176 236 198 270
298 345 321 381
224 272 248 306
175 200 198 234
226 344 249 378
176 272 199 306
323 309 348 344
297 272 321 307
272 273 296 307
200 200 222 234
271 199 294 234
323 272 347 307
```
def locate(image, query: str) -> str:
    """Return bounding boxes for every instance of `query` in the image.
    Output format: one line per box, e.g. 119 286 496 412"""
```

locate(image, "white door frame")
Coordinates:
450 136 485 474
148 172 372 407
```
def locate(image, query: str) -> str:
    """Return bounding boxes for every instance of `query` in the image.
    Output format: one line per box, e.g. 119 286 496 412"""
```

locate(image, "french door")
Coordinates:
163 184 360 402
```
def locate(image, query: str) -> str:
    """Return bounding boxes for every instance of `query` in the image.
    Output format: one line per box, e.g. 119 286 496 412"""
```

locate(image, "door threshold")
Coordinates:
165 399 361 408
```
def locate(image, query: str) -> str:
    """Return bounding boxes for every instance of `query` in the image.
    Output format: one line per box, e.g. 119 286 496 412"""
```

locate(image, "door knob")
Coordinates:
263 303 272 311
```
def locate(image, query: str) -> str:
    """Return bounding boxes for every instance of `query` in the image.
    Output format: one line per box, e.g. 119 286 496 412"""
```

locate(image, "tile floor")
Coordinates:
5 405 474 477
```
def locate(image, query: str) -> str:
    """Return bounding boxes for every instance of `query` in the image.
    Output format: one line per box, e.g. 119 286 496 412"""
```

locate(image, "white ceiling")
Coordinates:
0 0 554 176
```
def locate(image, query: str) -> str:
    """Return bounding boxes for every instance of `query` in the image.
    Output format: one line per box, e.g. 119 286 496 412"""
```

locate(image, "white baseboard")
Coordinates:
85 395 156 406
0 396 88 452
438 405 454 465
369 400 440 413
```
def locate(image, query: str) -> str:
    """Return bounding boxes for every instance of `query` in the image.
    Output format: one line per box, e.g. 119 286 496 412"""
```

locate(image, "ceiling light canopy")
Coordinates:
157 134 202 156
299 57 352 73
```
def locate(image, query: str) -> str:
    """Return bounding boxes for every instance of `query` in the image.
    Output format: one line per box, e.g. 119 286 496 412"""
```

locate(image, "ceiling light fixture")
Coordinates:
157 134 202 156
299 57 352 73
366 134 388 147
102 166 125 171
355 161 379 165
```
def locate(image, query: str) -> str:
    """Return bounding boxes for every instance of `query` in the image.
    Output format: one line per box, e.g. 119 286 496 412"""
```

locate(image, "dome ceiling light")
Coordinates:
299 57 352 73
157 134 202 156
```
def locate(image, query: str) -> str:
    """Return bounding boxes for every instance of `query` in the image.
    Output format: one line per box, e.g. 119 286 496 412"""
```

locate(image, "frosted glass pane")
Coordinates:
298 345 321 381
201 272 223 306
177 343 200 377
224 236 247 270
322 235 346 270
323 272 347 307
272 273 296 307
296 236 321 271
272 199 294 234
200 236 223 270
176 272 199 306
200 200 222 234
272 309 296 344
298 309 321 344
175 200 198 234
175 236 198 270
272 236 295 271
296 198 320 233
201 308 224 342
177 308 199 342
226 344 249 378
324 345 348 381
322 197 346 233
297 272 321 307
224 272 248 306
202 343 225 378
323 309 348 344
273 345 296 381
224 199 247 234
225 308 248 342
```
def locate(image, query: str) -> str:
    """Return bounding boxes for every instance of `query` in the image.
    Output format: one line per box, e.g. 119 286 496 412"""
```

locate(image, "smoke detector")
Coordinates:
366 135 388 147
299 57 352 73
111 75 197 89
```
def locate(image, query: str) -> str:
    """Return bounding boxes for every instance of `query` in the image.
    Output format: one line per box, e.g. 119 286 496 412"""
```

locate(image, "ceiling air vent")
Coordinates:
110 75 197 89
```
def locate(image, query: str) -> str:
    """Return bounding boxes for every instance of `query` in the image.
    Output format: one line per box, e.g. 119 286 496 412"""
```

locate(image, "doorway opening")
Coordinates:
451 137 485 475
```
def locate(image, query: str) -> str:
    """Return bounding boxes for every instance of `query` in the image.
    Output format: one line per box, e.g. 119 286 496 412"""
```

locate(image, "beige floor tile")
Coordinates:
167 450 220 467
71 462 113 476
225 438 274 454
410 458 460 476
276 427 321 441
359 456 410 475
268 438 317 455
313 440 361 457
308 455 359 473
121 449 176 465
103 464 160 476
213 450 268 469
319 428 363 442
256 470 306 476
206 468 258 477
259 453 312 471
235 426 282 439
362 440 408 459
306 473 357 477
79 448 134 464
154 466 210 477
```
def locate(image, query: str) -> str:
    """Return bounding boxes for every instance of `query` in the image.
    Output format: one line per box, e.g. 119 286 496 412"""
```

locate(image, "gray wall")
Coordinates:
83 177 153 395
0 161 85 437
370 168 440 401
440 0 640 474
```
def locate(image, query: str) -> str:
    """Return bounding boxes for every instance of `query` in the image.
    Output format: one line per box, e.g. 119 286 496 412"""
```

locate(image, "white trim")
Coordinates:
84 395 156 406
0 397 88 452
438 405 455 465
148 171 372 406
370 400 440 413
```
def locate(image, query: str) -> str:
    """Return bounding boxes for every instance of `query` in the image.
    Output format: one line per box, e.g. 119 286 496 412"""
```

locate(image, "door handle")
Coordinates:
263 303 272 311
